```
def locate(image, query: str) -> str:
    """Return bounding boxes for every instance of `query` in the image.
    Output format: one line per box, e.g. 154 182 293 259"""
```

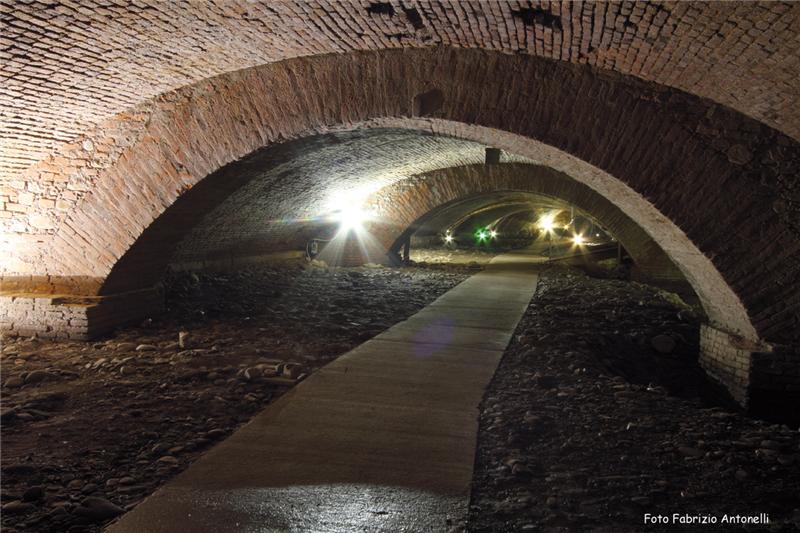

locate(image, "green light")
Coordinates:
475 227 490 244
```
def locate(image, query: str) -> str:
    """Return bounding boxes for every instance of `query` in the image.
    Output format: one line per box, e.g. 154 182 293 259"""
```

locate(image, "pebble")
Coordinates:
135 344 157 352
81 483 99 494
511 463 532 477
4 377 24 388
677 446 705 458
2 501 35 514
150 443 168 454
650 334 676 354
115 342 137 352
25 370 52 384
22 486 44 502
47 505 68 517
73 497 124 522
206 429 226 440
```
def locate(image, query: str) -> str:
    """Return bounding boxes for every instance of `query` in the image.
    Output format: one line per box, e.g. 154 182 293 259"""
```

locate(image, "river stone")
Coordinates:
5 376 24 388
24 370 51 384
74 497 124 522
651 335 676 354
2 500 35 514
135 344 157 352
22 485 44 501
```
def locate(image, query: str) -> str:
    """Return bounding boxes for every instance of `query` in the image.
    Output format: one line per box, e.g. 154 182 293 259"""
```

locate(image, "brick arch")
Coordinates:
1 48 798 352
368 163 684 285
3 1 800 178
425 199 548 236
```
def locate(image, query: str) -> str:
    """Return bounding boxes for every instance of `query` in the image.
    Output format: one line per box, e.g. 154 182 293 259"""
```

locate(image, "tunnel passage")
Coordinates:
369 164 687 291
1 48 798 412
395 193 644 283
164 131 531 275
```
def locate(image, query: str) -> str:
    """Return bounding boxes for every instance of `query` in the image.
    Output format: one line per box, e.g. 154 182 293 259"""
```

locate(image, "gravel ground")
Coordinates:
467 267 800 532
0 263 468 533
410 247 505 265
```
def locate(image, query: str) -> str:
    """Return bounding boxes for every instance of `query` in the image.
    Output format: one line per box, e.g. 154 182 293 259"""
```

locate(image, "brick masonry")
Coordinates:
0 5 798 409
2 1 799 176
699 324 755 406
0 289 163 340
364 163 685 285
1 48 797 351
170 130 521 269
175 157 686 283
0 294 90 340
699 324 800 413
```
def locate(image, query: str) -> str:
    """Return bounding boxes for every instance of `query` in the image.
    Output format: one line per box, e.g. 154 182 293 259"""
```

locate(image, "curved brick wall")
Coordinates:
366 163 684 284
166 129 530 270
1 48 798 350
414 196 564 238
390 192 558 240
2 1 799 178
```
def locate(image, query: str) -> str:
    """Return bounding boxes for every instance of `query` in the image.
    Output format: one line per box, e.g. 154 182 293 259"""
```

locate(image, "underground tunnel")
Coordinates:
1 1 799 532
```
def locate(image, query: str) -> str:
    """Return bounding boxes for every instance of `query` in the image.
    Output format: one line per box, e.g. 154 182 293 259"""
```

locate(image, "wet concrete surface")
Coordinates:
107 254 541 532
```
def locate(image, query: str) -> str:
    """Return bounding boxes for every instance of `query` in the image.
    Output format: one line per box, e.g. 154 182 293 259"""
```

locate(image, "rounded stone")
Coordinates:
727 144 753 165
650 335 676 354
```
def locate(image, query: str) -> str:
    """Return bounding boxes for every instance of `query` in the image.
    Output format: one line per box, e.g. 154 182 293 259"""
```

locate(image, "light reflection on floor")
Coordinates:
154 484 465 533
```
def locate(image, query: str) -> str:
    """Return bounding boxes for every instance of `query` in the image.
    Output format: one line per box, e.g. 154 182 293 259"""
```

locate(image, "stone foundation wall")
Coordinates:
699 324 753 406
0 294 90 340
697 324 799 419
0 288 164 340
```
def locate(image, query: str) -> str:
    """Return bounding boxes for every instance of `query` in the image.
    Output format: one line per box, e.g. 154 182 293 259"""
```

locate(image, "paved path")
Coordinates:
108 253 540 532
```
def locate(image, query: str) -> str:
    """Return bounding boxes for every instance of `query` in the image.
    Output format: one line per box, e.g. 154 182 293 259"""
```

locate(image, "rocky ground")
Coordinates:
467 267 800 532
410 247 505 265
0 263 468 533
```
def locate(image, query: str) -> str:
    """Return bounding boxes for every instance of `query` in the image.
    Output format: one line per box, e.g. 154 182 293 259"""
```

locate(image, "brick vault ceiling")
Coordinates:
171 128 532 260
2 0 800 177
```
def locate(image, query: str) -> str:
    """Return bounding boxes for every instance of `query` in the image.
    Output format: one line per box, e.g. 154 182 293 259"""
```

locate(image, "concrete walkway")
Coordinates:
108 253 540 532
